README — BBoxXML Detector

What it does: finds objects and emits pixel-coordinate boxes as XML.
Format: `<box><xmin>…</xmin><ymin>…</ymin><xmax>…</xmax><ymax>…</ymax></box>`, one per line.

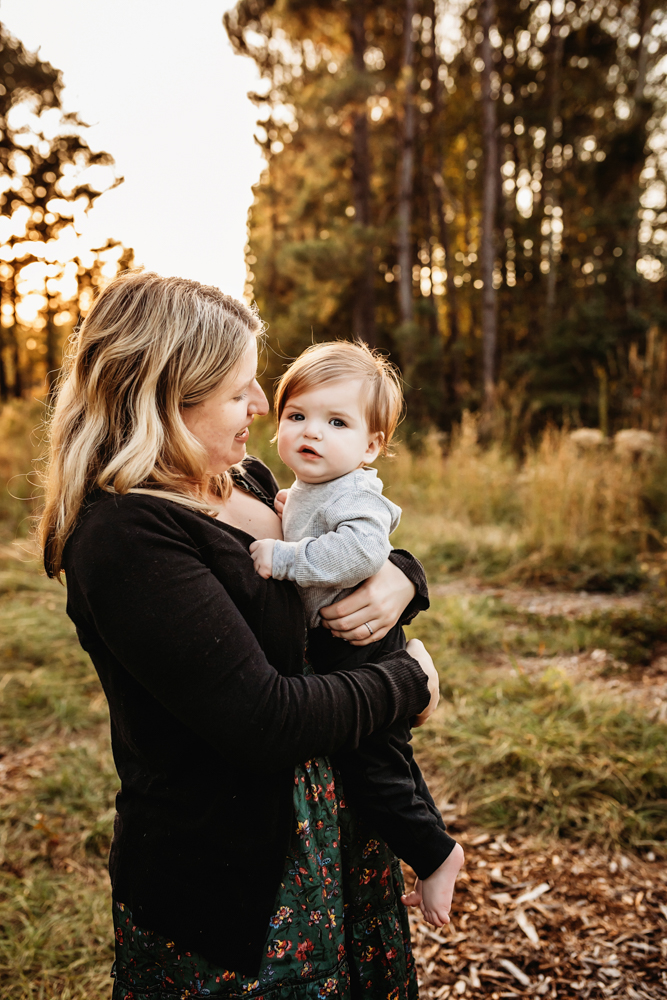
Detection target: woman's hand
<box><xmin>406</xmin><ymin>638</ymin><xmax>440</xmax><ymax>726</ymax></box>
<box><xmin>319</xmin><ymin>559</ymin><xmax>417</xmax><ymax>646</ymax></box>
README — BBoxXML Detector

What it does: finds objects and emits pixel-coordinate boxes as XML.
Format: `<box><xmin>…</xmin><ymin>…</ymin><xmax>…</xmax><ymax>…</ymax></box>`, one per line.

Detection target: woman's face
<box><xmin>181</xmin><ymin>336</ymin><xmax>268</xmax><ymax>474</ymax></box>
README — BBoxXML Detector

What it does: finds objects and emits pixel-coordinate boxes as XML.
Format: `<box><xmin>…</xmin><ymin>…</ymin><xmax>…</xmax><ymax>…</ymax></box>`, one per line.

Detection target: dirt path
<box><xmin>431</xmin><ymin>581</ymin><xmax>667</xmax><ymax>721</ymax></box>
<box><xmin>431</xmin><ymin>582</ymin><xmax>647</xmax><ymax>619</ymax></box>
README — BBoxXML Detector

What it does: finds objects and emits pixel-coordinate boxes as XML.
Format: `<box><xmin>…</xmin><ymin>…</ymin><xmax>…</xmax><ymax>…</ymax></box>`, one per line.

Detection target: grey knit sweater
<box><xmin>271</xmin><ymin>468</ymin><xmax>401</xmax><ymax>627</ymax></box>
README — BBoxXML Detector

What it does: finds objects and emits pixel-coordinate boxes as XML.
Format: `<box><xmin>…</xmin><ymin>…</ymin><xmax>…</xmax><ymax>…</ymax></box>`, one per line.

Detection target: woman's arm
<box><xmin>69</xmin><ymin>496</ymin><xmax>431</xmax><ymax>773</ymax></box>
<box><xmin>319</xmin><ymin>549</ymin><xmax>429</xmax><ymax>646</ymax></box>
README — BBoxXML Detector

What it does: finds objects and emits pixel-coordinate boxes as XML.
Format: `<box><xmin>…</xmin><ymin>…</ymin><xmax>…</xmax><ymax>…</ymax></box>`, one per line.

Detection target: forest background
<box><xmin>1</xmin><ymin>1</ymin><xmax>667</xmax><ymax>998</ymax></box>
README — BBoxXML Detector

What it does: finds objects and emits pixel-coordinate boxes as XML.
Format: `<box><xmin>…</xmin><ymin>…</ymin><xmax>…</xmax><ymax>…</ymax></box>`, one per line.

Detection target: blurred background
<box><xmin>1</xmin><ymin>2</ymin><xmax>667</xmax><ymax>998</ymax></box>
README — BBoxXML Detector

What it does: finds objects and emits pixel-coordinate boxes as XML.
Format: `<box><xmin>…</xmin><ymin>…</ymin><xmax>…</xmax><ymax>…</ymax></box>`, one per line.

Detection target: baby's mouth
<box><xmin>299</xmin><ymin>445</ymin><xmax>321</xmax><ymax>458</ymax></box>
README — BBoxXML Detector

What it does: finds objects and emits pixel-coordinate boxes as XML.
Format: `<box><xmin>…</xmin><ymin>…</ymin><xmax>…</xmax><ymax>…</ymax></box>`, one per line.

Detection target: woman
<box><xmin>40</xmin><ymin>271</ymin><xmax>440</xmax><ymax>999</ymax></box>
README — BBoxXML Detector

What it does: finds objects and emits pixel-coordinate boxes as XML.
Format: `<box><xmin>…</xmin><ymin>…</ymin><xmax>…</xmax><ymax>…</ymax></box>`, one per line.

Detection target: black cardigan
<box><xmin>62</xmin><ymin>457</ymin><xmax>431</xmax><ymax>974</ymax></box>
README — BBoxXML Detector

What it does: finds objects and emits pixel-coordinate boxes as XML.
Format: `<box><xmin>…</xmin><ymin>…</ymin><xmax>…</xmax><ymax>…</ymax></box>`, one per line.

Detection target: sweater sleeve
<box><xmin>71</xmin><ymin>498</ymin><xmax>430</xmax><ymax>773</ymax></box>
<box><xmin>271</xmin><ymin>491</ymin><xmax>394</xmax><ymax>588</ymax></box>
<box><xmin>388</xmin><ymin>548</ymin><xmax>430</xmax><ymax>625</ymax></box>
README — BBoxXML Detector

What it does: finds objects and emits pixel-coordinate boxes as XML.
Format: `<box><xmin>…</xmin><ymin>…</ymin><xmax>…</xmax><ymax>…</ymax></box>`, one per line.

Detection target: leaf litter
<box><xmin>406</xmin><ymin>833</ymin><xmax>667</xmax><ymax>998</ymax></box>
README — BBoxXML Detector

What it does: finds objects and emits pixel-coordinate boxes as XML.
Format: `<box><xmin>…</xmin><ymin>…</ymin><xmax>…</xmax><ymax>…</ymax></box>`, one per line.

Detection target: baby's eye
<box><xmin>288</xmin><ymin>412</ymin><xmax>305</xmax><ymax>421</ymax></box>
<box><xmin>329</xmin><ymin>418</ymin><xmax>347</xmax><ymax>428</ymax></box>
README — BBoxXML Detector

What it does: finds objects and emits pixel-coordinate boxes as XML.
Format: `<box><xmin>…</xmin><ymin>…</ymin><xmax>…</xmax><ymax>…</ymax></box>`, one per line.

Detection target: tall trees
<box><xmin>227</xmin><ymin>0</ymin><xmax>667</xmax><ymax>436</ymax></box>
<box><xmin>0</xmin><ymin>22</ymin><xmax>132</xmax><ymax>399</ymax></box>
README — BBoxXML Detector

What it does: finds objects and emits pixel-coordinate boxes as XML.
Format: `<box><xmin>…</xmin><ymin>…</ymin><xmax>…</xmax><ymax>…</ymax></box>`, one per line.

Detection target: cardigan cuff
<box><xmin>408</xmin><ymin>828</ymin><xmax>458</xmax><ymax>881</ymax></box>
<box><xmin>389</xmin><ymin>549</ymin><xmax>430</xmax><ymax>625</ymax></box>
<box><xmin>373</xmin><ymin>648</ymin><xmax>431</xmax><ymax>723</ymax></box>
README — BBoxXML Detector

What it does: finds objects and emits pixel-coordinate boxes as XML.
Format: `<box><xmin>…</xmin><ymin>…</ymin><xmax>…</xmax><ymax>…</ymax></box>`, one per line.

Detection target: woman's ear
<box><xmin>363</xmin><ymin>433</ymin><xmax>383</xmax><ymax>464</ymax></box>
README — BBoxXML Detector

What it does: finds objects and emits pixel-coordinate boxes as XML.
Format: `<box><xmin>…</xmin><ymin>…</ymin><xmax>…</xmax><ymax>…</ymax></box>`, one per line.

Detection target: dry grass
<box><xmin>0</xmin><ymin>558</ymin><xmax>116</xmax><ymax>998</ymax></box>
<box><xmin>383</xmin><ymin>413</ymin><xmax>667</xmax><ymax>591</ymax></box>
<box><xmin>0</xmin><ymin>400</ymin><xmax>45</xmax><ymax>541</ymax></box>
<box><xmin>2</xmin><ymin>400</ymin><xmax>665</xmax><ymax>593</ymax></box>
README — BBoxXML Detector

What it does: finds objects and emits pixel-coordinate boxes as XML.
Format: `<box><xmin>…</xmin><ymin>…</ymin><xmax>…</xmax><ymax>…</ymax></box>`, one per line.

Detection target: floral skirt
<box><xmin>111</xmin><ymin>757</ymin><xmax>417</xmax><ymax>999</ymax></box>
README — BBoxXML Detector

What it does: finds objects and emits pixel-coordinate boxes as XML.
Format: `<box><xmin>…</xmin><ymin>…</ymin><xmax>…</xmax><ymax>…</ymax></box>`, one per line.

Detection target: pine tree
<box><xmin>226</xmin><ymin>0</ymin><xmax>667</xmax><ymax>437</ymax></box>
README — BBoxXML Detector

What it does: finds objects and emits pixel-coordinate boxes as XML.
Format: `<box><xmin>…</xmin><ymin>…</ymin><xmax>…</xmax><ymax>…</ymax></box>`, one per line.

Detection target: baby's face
<box><xmin>277</xmin><ymin>378</ymin><xmax>381</xmax><ymax>484</ymax></box>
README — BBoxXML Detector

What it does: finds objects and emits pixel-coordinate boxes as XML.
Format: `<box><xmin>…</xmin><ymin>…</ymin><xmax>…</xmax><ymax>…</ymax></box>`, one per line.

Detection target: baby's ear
<box><xmin>364</xmin><ymin>433</ymin><xmax>383</xmax><ymax>463</ymax></box>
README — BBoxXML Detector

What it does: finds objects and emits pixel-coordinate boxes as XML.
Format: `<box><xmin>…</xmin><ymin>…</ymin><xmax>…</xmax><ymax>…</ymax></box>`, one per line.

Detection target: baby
<box><xmin>250</xmin><ymin>341</ymin><xmax>463</xmax><ymax>927</ymax></box>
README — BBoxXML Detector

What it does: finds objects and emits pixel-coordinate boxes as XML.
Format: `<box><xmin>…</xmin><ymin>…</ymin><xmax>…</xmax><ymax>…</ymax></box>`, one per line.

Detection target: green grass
<box><xmin>408</xmin><ymin>594</ymin><xmax>667</xmax><ymax>852</ymax></box>
<box><xmin>0</xmin><ymin>557</ymin><xmax>117</xmax><ymax>999</ymax></box>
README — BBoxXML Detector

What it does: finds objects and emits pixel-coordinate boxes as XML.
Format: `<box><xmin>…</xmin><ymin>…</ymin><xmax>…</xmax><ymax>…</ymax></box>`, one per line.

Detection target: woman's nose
<box><xmin>248</xmin><ymin>380</ymin><xmax>269</xmax><ymax>416</ymax></box>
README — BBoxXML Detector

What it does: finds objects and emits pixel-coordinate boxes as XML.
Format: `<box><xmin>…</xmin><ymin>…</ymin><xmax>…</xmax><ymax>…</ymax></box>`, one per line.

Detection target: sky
<box><xmin>0</xmin><ymin>0</ymin><xmax>264</xmax><ymax>298</ymax></box>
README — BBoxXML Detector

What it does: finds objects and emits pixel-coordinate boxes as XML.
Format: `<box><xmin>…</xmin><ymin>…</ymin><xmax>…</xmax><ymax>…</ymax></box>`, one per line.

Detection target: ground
<box><xmin>0</xmin><ymin>544</ymin><xmax>666</xmax><ymax>999</ymax></box>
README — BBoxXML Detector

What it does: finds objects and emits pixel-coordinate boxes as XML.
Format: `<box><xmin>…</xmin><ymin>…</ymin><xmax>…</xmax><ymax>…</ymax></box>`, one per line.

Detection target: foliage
<box><xmin>226</xmin><ymin>0</ymin><xmax>667</xmax><ymax>436</ymax></box>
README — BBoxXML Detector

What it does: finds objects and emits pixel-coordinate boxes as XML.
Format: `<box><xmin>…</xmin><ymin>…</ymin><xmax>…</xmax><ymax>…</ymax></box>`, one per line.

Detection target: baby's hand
<box><xmin>401</xmin><ymin>843</ymin><xmax>465</xmax><ymax>928</ymax></box>
<box><xmin>249</xmin><ymin>538</ymin><xmax>276</xmax><ymax>579</ymax></box>
<box><xmin>274</xmin><ymin>489</ymin><xmax>289</xmax><ymax>518</ymax></box>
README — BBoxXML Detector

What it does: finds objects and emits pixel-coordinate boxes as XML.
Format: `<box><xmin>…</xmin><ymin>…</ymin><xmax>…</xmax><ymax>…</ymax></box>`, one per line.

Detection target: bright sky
<box><xmin>0</xmin><ymin>0</ymin><xmax>264</xmax><ymax>298</ymax></box>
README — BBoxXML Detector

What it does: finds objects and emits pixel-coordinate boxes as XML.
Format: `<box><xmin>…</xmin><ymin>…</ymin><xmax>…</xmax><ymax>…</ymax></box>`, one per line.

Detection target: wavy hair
<box><xmin>40</xmin><ymin>270</ymin><xmax>263</xmax><ymax>578</ymax></box>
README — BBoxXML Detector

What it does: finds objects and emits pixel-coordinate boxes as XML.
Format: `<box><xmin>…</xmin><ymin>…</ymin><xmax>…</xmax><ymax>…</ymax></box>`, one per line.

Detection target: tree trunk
<box><xmin>5</xmin><ymin>276</ymin><xmax>22</xmax><ymax>398</ymax></box>
<box><xmin>397</xmin><ymin>0</ymin><xmax>417</xmax><ymax>329</ymax></box>
<box><xmin>350</xmin><ymin>0</ymin><xmax>376</xmax><ymax>346</ymax></box>
<box><xmin>625</xmin><ymin>0</ymin><xmax>653</xmax><ymax>314</ymax></box>
<box><xmin>426</xmin><ymin>0</ymin><xmax>460</xmax><ymax>396</ymax></box>
<box><xmin>0</xmin><ymin>291</ymin><xmax>7</xmax><ymax>402</ymax></box>
<box><xmin>480</xmin><ymin>0</ymin><xmax>498</xmax><ymax>414</ymax></box>
<box><xmin>9</xmin><ymin>324</ymin><xmax>21</xmax><ymax>397</ymax></box>
<box><xmin>45</xmin><ymin>307</ymin><xmax>58</xmax><ymax>398</ymax></box>
<box><xmin>544</xmin><ymin>12</ymin><xmax>565</xmax><ymax>326</ymax></box>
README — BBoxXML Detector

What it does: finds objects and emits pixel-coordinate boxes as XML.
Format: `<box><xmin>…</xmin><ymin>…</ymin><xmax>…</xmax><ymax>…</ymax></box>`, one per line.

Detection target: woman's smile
<box><xmin>235</xmin><ymin>422</ymin><xmax>252</xmax><ymax>442</ymax></box>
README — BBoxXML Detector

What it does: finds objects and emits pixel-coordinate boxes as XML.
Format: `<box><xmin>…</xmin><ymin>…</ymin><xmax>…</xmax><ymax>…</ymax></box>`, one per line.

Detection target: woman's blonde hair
<box><xmin>40</xmin><ymin>269</ymin><xmax>263</xmax><ymax>578</ymax></box>
<box><xmin>274</xmin><ymin>341</ymin><xmax>403</xmax><ymax>456</ymax></box>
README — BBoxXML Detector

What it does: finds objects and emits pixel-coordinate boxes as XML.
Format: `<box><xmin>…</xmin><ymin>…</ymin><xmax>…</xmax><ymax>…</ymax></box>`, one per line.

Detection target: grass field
<box><xmin>1</xmin><ymin>401</ymin><xmax>667</xmax><ymax>996</ymax></box>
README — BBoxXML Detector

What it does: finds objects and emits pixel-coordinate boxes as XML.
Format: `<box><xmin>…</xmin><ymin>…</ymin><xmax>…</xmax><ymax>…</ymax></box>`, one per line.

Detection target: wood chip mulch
<box><xmin>405</xmin><ymin>831</ymin><xmax>667</xmax><ymax>999</ymax></box>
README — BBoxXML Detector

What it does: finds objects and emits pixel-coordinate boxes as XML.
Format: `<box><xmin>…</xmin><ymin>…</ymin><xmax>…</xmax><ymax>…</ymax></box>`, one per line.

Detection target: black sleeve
<box><xmin>336</xmin><ymin>724</ymin><xmax>457</xmax><ymax>880</ymax></box>
<box><xmin>308</xmin><ymin>626</ymin><xmax>455</xmax><ymax>878</ymax></box>
<box><xmin>71</xmin><ymin>499</ymin><xmax>430</xmax><ymax>773</ymax></box>
<box><xmin>388</xmin><ymin>548</ymin><xmax>430</xmax><ymax>625</ymax></box>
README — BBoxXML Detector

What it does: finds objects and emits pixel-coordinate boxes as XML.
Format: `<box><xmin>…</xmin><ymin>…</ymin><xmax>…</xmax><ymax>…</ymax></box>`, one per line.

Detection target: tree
<box><xmin>397</xmin><ymin>0</ymin><xmax>417</xmax><ymax>336</ymax></box>
<box><xmin>349</xmin><ymin>0</ymin><xmax>376</xmax><ymax>345</ymax></box>
<box><xmin>479</xmin><ymin>0</ymin><xmax>499</xmax><ymax>415</ymax></box>
<box><xmin>0</xmin><ymin>21</ymin><xmax>133</xmax><ymax>400</ymax></box>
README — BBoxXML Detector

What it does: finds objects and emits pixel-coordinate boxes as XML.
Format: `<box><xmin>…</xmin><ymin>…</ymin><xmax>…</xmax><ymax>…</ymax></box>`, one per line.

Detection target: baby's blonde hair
<box><xmin>274</xmin><ymin>341</ymin><xmax>403</xmax><ymax>456</ymax></box>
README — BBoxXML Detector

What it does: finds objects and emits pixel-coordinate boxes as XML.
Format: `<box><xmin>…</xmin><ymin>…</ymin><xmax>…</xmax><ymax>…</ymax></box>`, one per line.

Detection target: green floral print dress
<box><xmin>111</xmin><ymin>756</ymin><xmax>418</xmax><ymax>1000</ymax></box>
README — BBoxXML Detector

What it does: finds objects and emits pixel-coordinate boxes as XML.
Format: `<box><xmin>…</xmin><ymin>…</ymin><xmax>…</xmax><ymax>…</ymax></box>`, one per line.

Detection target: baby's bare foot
<box><xmin>421</xmin><ymin>843</ymin><xmax>465</xmax><ymax>927</ymax></box>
